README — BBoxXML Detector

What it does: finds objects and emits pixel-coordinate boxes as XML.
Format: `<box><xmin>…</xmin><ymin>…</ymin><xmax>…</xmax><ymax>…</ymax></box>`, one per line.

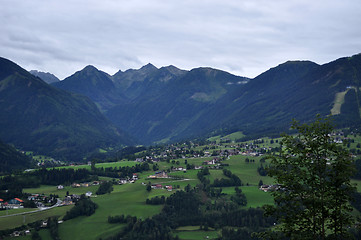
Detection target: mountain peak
<box><xmin>82</xmin><ymin>65</ymin><xmax>99</xmax><ymax>72</ymax></box>
<box><xmin>29</xmin><ymin>70</ymin><xmax>60</xmax><ymax>84</ymax></box>
<box><xmin>140</xmin><ymin>63</ymin><xmax>157</xmax><ymax>71</ymax></box>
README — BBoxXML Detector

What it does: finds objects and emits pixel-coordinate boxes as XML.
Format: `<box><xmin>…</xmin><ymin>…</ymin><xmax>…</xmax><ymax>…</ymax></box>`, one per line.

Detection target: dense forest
<box><xmin>106</xmin><ymin>188</ymin><xmax>273</xmax><ymax>240</ymax></box>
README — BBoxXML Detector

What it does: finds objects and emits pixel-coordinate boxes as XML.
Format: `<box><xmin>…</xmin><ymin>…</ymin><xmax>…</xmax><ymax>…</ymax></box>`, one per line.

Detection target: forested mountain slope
<box><xmin>0</xmin><ymin>57</ymin><xmax>131</xmax><ymax>160</ymax></box>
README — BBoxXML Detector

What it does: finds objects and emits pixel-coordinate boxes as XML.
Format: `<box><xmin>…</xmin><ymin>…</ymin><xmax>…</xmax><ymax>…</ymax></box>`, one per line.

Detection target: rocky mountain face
<box><xmin>29</xmin><ymin>70</ymin><xmax>60</xmax><ymax>84</ymax></box>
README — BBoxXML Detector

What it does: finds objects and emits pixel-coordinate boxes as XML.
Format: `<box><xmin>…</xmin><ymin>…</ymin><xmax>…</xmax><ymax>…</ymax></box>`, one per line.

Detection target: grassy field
<box><xmin>16</xmin><ymin>154</ymin><xmax>276</xmax><ymax>239</ymax></box>
<box><xmin>8</xmin><ymin>138</ymin><xmax>361</xmax><ymax>239</ymax></box>
<box><xmin>222</xmin><ymin>155</ymin><xmax>274</xmax><ymax>186</ymax></box>
<box><xmin>207</xmin><ymin>131</ymin><xmax>245</xmax><ymax>143</ymax></box>
<box><xmin>174</xmin><ymin>226</ymin><xmax>220</xmax><ymax>240</ymax></box>
<box><xmin>0</xmin><ymin>205</ymin><xmax>72</xmax><ymax>231</ymax></box>
<box><xmin>0</xmin><ymin>208</ymin><xmax>35</xmax><ymax>217</ymax></box>
<box><xmin>57</xmin><ymin>160</ymin><xmax>138</xmax><ymax>171</ymax></box>
<box><xmin>58</xmin><ymin>183</ymin><xmax>166</xmax><ymax>240</ymax></box>
<box><xmin>24</xmin><ymin>185</ymin><xmax>100</xmax><ymax>197</ymax></box>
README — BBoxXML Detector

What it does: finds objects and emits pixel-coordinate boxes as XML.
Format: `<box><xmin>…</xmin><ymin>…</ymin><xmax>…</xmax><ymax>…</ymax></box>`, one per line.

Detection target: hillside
<box><xmin>54</xmin><ymin>64</ymin><xmax>249</xmax><ymax>144</ymax></box>
<box><xmin>46</xmin><ymin>53</ymin><xmax>361</xmax><ymax>145</ymax></box>
<box><xmin>52</xmin><ymin>65</ymin><xmax>125</xmax><ymax>111</ymax></box>
<box><xmin>0</xmin><ymin>140</ymin><xmax>32</xmax><ymax>173</ymax></box>
<box><xmin>107</xmin><ymin>54</ymin><xmax>361</xmax><ymax>143</ymax></box>
<box><xmin>218</xmin><ymin>54</ymin><xmax>361</xmax><ymax>136</ymax></box>
<box><xmin>0</xmin><ymin>57</ymin><xmax>131</xmax><ymax>160</ymax></box>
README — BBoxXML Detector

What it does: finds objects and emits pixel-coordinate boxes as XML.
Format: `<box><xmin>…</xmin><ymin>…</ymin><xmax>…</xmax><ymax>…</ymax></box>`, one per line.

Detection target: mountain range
<box><xmin>53</xmin><ymin>54</ymin><xmax>361</xmax><ymax>144</ymax></box>
<box><xmin>0</xmin><ymin>54</ymin><xmax>360</xmax><ymax>160</ymax></box>
<box><xmin>0</xmin><ymin>57</ymin><xmax>131</xmax><ymax>161</ymax></box>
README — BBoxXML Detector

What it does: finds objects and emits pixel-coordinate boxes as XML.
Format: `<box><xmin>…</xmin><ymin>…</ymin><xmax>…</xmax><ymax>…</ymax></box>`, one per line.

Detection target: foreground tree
<box><xmin>264</xmin><ymin>117</ymin><xmax>356</xmax><ymax>239</ymax></box>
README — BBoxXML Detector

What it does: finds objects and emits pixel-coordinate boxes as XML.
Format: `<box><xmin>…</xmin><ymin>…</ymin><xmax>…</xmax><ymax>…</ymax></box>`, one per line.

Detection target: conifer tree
<box><xmin>264</xmin><ymin>116</ymin><xmax>356</xmax><ymax>239</ymax></box>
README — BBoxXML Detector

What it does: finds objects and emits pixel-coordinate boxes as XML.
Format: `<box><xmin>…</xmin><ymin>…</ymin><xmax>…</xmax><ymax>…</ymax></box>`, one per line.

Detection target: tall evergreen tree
<box><xmin>263</xmin><ymin>116</ymin><xmax>356</xmax><ymax>239</ymax></box>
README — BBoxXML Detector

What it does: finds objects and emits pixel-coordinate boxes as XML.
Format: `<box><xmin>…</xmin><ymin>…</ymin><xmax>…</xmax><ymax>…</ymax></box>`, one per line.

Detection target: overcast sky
<box><xmin>1</xmin><ymin>0</ymin><xmax>361</xmax><ymax>80</ymax></box>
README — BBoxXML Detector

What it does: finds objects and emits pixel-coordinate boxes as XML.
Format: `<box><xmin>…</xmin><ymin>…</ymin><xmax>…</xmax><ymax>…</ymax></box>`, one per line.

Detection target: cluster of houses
<box><xmin>150</xmin><ymin>184</ymin><xmax>173</xmax><ymax>191</ymax></box>
<box><xmin>119</xmin><ymin>173</ymin><xmax>139</xmax><ymax>184</ymax></box>
<box><xmin>203</xmin><ymin>157</ymin><xmax>220</xmax><ymax>165</ymax></box>
<box><xmin>10</xmin><ymin>230</ymin><xmax>31</xmax><ymax>237</ymax></box>
<box><xmin>69</xmin><ymin>180</ymin><xmax>100</xmax><ymax>189</ymax></box>
<box><xmin>57</xmin><ymin>181</ymin><xmax>100</xmax><ymax>190</ymax></box>
<box><xmin>259</xmin><ymin>184</ymin><xmax>282</xmax><ymax>192</ymax></box>
<box><xmin>0</xmin><ymin>197</ymin><xmax>24</xmax><ymax>209</ymax></box>
<box><xmin>62</xmin><ymin>194</ymin><xmax>83</xmax><ymax>205</ymax></box>
<box><xmin>148</xmin><ymin>171</ymin><xmax>169</xmax><ymax>179</ymax></box>
<box><xmin>27</xmin><ymin>194</ymin><xmax>57</xmax><ymax>208</ymax></box>
<box><xmin>131</xmin><ymin>139</ymin><xmax>273</xmax><ymax>165</ymax></box>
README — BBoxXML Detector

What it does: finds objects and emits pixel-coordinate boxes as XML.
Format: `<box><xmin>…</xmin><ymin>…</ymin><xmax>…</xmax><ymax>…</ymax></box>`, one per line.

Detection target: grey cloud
<box><xmin>0</xmin><ymin>0</ymin><xmax>361</xmax><ymax>79</ymax></box>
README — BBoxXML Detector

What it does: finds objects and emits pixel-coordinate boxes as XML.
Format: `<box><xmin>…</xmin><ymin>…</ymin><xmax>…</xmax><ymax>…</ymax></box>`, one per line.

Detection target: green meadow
<box><xmin>223</xmin><ymin>155</ymin><xmax>274</xmax><ymax>186</ymax></box>
<box><xmin>0</xmin><ymin>205</ymin><xmax>72</xmax><ymax>231</ymax></box>
<box><xmin>174</xmin><ymin>227</ymin><xmax>220</xmax><ymax>240</ymax></box>
<box><xmin>2</xmin><ymin>154</ymin><xmax>279</xmax><ymax>238</ymax></box>
<box><xmin>4</xmin><ymin>138</ymin><xmax>361</xmax><ymax>240</ymax></box>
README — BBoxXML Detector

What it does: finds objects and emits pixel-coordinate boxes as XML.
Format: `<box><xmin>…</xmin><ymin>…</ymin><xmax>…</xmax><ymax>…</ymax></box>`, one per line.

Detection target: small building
<box><xmin>57</xmin><ymin>185</ymin><xmax>64</xmax><ymax>190</ymax></box>
<box><xmin>85</xmin><ymin>191</ymin><xmax>92</xmax><ymax>197</ymax></box>
<box><xmin>259</xmin><ymin>184</ymin><xmax>270</xmax><ymax>192</ymax></box>
<box><xmin>119</xmin><ymin>179</ymin><xmax>128</xmax><ymax>184</ymax></box>
<box><xmin>12</xmin><ymin>231</ymin><xmax>21</xmax><ymax>237</ymax></box>
<box><xmin>151</xmin><ymin>184</ymin><xmax>162</xmax><ymax>189</ymax></box>
<box><xmin>71</xmin><ymin>183</ymin><xmax>81</xmax><ymax>188</ymax></box>
<box><xmin>8</xmin><ymin>198</ymin><xmax>24</xmax><ymax>207</ymax></box>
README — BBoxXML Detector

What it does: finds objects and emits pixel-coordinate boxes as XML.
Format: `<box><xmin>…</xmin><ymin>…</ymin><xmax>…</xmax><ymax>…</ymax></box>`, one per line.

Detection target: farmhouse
<box><xmin>259</xmin><ymin>184</ymin><xmax>282</xmax><ymax>192</ymax></box>
<box><xmin>119</xmin><ymin>179</ymin><xmax>128</xmax><ymax>184</ymax></box>
<box><xmin>204</xmin><ymin>158</ymin><xmax>220</xmax><ymax>165</ymax></box>
<box><xmin>259</xmin><ymin>184</ymin><xmax>270</xmax><ymax>192</ymax></box>
<box><xmin>174</xmin><ymin>167</ymin><xmax>186</xmax><ymax>171</ymax></box>
<box><xmin>71</xmin><ymin>183</ymin><xmax>81</xmax><ymax>188</ymax></box>
<box><xmin>151</xmin><ymin>184</ymin><xmax>163</xmax><ymax>189</ymax></box>
<box><xmin>148</xmin><ymin>171</ymin><xmax>168</xmax><ymax>179</ymax></box>
<box><xmin>6</xmin><ymin>198</ymin><xmax>24</xmax><ymax>209</ymax></box>
<box><xmin>11</xmin><ymin>231</ymin><xmax>21</xmax><ymax>237</ymax></box>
